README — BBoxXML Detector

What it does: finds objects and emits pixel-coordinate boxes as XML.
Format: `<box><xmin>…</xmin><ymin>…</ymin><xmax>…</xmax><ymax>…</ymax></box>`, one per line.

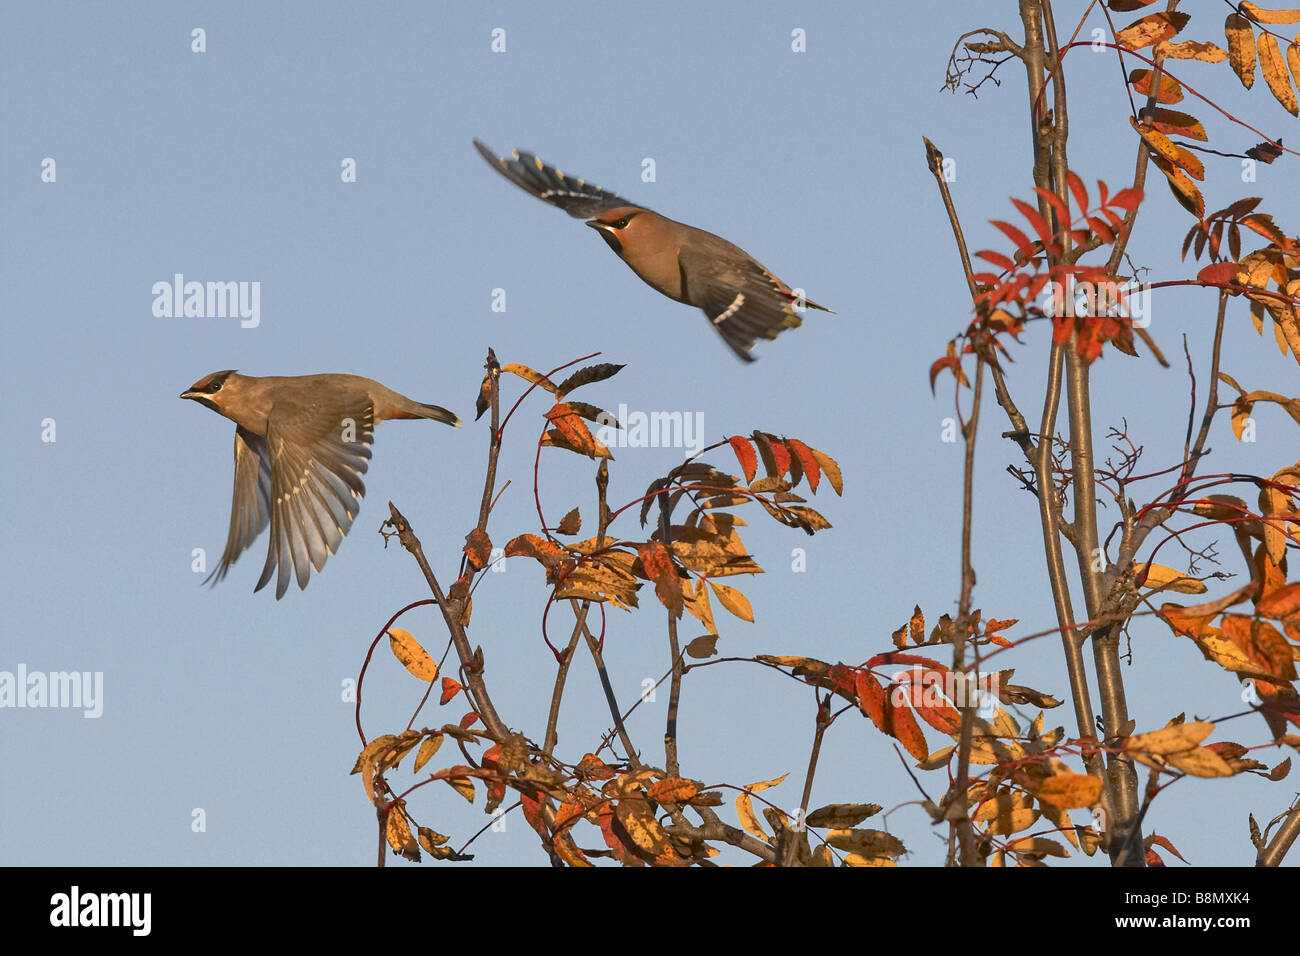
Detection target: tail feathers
<box><xmin>416</xmin><ymin>403</ymin><xmax>461</xmax><ymax>427</ymax></box>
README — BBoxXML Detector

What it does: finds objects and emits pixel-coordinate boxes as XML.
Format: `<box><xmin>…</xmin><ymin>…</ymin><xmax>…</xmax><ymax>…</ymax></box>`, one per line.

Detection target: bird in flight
<box><xmin>473</xmin><ymin>140</ymin><xmax>832</xmax><ymax>362</ymax></box>
<box><xmin>181</xmin><ymin>370</ymin><xmax>460</xmax><ymax>598</ymax></box>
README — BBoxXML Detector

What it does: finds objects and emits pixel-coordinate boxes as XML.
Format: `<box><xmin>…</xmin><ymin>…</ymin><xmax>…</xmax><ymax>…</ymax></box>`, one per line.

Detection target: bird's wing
<box><xmin>206</xmin><ymin>426</ymin><xmax>273</xmax><ymax>586</ymax></box>
<box><xmin>255</xmin><ymin>397</ymin><xmax>375</xmax><ymax>599</ymax></box>
<box><xmin>473</xmin><ymin>140</ymin><xmax>644</xmax><ymax>218</ymax></box>
<box><xmin>676</xmin><ymin>243</ymin><xmax>811</xmax><ymax>363</ymax></box>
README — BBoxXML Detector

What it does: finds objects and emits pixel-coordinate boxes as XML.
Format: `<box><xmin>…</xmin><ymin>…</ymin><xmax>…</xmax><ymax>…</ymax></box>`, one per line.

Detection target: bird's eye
<box><xmin>613</xmin><ymin>216</ymin><xmax>631</xmax><ymax>229</ymax></box>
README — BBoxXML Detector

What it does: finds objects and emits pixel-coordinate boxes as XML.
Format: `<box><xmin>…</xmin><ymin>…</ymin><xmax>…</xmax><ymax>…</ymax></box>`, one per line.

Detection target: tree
<box><xmin>353</xmin><ymin>2</ymin><xmax>1300</xmax><ymax>867</ymax></box>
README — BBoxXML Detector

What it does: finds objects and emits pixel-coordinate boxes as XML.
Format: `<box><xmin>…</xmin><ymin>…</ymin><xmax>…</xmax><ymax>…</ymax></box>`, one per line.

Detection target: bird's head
<box><xmin>585</xmin><ymin>206</ymin><xmax>650</xmax><ymax>255</ymax></box>
<box><xmin>180</xmin><ymin>370</ymin><xmax>239</xmax><ymax>414</ymax></box>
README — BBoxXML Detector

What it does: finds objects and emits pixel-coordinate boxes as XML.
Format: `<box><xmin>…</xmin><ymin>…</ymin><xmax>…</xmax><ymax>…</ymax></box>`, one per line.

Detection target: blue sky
<box><xmin>3</xmin><ymin>1</ymin><xmax>1296</xmax><ymax>866</ymax></box>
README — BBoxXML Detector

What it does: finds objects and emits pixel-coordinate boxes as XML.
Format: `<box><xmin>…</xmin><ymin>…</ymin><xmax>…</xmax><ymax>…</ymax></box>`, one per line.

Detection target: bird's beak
<box><xmin>586</xmin><ymin>219</ymin><xmax>622</xmax><ymax>253</ymax></box>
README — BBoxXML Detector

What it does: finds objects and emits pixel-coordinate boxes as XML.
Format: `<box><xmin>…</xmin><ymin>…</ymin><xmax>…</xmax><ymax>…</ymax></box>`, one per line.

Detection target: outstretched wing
<box><xmin>256</xmin><ymin>397</ymin><xmax>375</xmax><ymax>599</ymax></box>
<box><xmin>677</xmin><ymin>242</ymin><xmax>828</xmax><ymax>363</ymax></box>
<box><xmin>473</xmin><ymin>139</ymin><xmax>644</xmax><ymax>218</ymax></box>
<box><xmin>206</xmin><ymin>426</ymin><xmax>273</xmax><ymax>586</ymax></box>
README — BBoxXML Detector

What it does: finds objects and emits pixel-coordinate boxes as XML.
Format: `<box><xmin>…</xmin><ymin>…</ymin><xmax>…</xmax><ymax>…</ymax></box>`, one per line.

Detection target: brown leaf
<box><xmin>685</xmin><ymin>634</ymin><xmax>719</xmax><ymax>659</ymax></box>
<box><xmin>555</xmin><ymin>362</ymin><xmax>625</xmax><ymax>398</ymax></box>
<box><xmin>804</xmin><ymin>803</ymin><xmax>883</xmax><ymax>828</ymax></box>
<box><xmin>556</xmin><ymin>507</ymin><xmax>581</xmax><ymax>536</ymax></box>
<box><xmin>463</xmin><ymin>528</ymin><xmax>492</xmax><ymax>571</ymax></box>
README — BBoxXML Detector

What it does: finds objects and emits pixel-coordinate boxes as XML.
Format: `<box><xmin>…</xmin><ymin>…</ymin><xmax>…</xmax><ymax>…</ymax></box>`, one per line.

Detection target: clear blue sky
<box><xmin>3</xmin><ymin>0</ymin><xmax>1295</xmax><ymax>866</ymax></box>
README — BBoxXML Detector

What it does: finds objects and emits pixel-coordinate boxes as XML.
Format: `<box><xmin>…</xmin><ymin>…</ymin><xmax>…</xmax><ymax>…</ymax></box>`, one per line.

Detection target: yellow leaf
<box><xmin>981</xmin><ymin>806</ymin><xmax>1040</xmax><ymax>836</ymax></box>
<box><xmin>387</xmin><ymin>628</ymin><xmax>438</xmax><ymax>682</ymax></box>
<box><xmin>1136</xmin><ymin>562</ymin><xmax>1208</xmax><ymax>594</ymax></box>
<box><xmin>445</xmin><ymin>773</ymin><xmax>476</xmax><ymax>803</ymax></box>
<box><xmin>500</xmin><ymin>362</ymin><xmax>558</xmax><ymax>393</ymax></box>
<box><xmin>1153</xmin><ymin>40</ymin><xmax>1228</xmax><ymax>63</ymax></box>
<box><xmin>708</xmin><ymin>580</ymin><xmax>754</xmax><ymax>622</ymax></box>
<box><xmin>1241</xmin><ymin>3</ymin><xmax>1300</xmax><ymax>24</ymax></box>
<box><xmin>1289</xmin><ymin>34</ymin><xmax>1300</xmax><ymax>94</ymax></box>
<box><xmin>1035</xmin><ymin>772</ymin><xmax>1104</xmax><ymax>809</ymax></box>
<box><xmin>1124</xmin><ymin>720</ymin><xmax>1214</xmax><ymax>755</ymax></box>
<box><xmin>1226</xmin><ymin>13</ymin><xmax>1257</xmax><ymax>88</ymax></box>
<box><xmin>1258</xmin><ymin>32</ymin><xmax>1299</xmax><ymax>114</ymax></box>
<box><xmin>744</xmin><ymin>772</ymin><xmax>789</xmax><ymax>792</ymax></box>
<box><xmin>385</xmin><ymin>810</ymin><xmax>418</xmax><ymax>859</ymax></box>
<box><xmin>413</xmin><ymin>732</ymin><xmax>444</xmax><ymax>773</ymax></box>
<box><xmin>1165</xmin><ymin>746</ymin><xmax>1236</xmax><ymax>777</ymax></box>
<box><xmin>735</xmin><ymin>791</ymin><xmax>770</xmax><ymax>843</ymax></box>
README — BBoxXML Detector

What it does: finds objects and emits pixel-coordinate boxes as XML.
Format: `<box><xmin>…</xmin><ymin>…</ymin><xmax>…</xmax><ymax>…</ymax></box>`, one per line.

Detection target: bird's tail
<box><xmin>414</xmin><ymin>403</ymin><xmax>461</xmax><ymax>427</ymax></box>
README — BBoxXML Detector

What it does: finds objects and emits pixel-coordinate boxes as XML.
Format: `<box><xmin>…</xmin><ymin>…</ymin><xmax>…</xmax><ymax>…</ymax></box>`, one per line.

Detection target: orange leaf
<box><xmin>785</xmin><ymin>438</ymin><xmax>822</xmax><ymax>492</ymax></box>
<box><xmin>463</xmin><ymin>528</ymin><xmax>492</xmax><ymax>571</ymax></box>
<box><xmin>639</xmin><ymin>541</ymin><xmax>683</xmax><ymax>618</ymax></box>
<box><xmin>439</xmin><ymin>677</ymin><xmax>462</xmax><ymax>705</ymax></box>
<box><xmin>728</xmin><ymin>435</ymin><xmax>757</xmax><ymax>483</ymax></box>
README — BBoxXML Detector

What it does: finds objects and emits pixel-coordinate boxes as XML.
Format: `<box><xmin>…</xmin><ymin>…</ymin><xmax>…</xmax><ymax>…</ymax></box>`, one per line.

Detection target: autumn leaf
<box><xmin>387</xmin><ymin>628</ymin><xmax>438</xmax><ymax>682</ymax></box>
<box><xmin>463</xmin><ymin>528</ymin><xmax>492</xmax><ymax>571</ymax></box>
<box><xmin>501</xmin><ymin>362</ymin><xmax>558</xmax><ymax>393</ymax></box>
<box><xmin>1226</xmin><ymin>13</ymin><xmax>1257</xmax><ymax>88</ymax></box>
<box><xmin>1115</xmin><ymin>11</ymin><xmax>1189</xmax><ymax>51</ymax></box>
<box><xmin>804</xmin><ymin>803</ymin><xmax>882</xmax><ymax>828</ymax></box>
<box><xmin>413</xmin><ymin>732</ymin><xmax>444</xmax><ymax>773</ymax></box>
<box><xmin>728</xmin><ymin>435</ymin><xmax>758</xmax><ymax>483</ymax></box>
<box><xmin>1129</xmin><ymin>68</ymin><xmax>1184</xmax><ymax>102</ymax></box>
<box><xmin>1033</xmin><ymin>772</ymin><xmax>1103</xmax><ymax>809</ymax></box>
<box><xmin>685</xmin><ymin>634</ymin><xmax>719</xmax><ymax>658</ymax></box>
<box><xmin>708</xmin><ymin>579</ymin><xmax>754</xmax><ymax>622</ymax></box>
<box><xmin>1136</xmin><ymin>562</ymin><xmax>1208</xmax><ymax>594</ymax></box>
<box><xmin>556</xmin><ymin>507</ymin><xmax>581</xmax><ymax>536</ymax></box>
<box><xmin>855</xmin><ymin>671</ymin><xmax>929</xmax><ymax>760</ymax></box>
<box><xmin>543</xmin><ymin>402</ymin><xmax>611</xmax><ymax>459</ymax></box>
<box><xmin>1258</xmin><ymin>32</ymin><xmax>1299</xmax><ymax>114</ymax></box>
<box><xmin>638</xmin><ymin>541</ymin><xmax>684</xmax><ymax>618</ymax></box>
<box><xmin>555</xmin><ymin>362</ymin><xmax>624</xmax><ymax>398</ymax></box>
<box><xmin>439</xmin><ymin>676</ymin><xmax>462</xmax><ymax>705</ymax></box>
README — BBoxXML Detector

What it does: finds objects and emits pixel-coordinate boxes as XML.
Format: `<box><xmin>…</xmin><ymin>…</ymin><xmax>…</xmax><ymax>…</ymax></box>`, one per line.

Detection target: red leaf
<box><xmin>729</xmin><ymin>435</ymin><xmax>757</xmax><ymax>483</ymax></box>
<box><xmin>990</xmin><ymin>220</ymin><xmax>1035</xmax><ymax>258</ymax></box>
<box><xmin>439</xmin><ymin>677</ymin><xmax>462</xmax><ymax>705</ymax></box>
<box><xmin>1109</xmin><ymin>187</ymin><xmax>1144</xmax><ymax>212</ymax></box>
<box><xmin>1197</xmin><ymin>262</ymin><xmax>1241</xmax><ymax>284</ymax></box>
<box><xmin>977</xmin><ymin>249</ymin><xmax>1017</xmax><ymax>272</ymax></box>
<box><xmin>785</xmin><ymin>438</ymin><xmax>822</xmax><ymax>493</ymax></box>
<box><xmin>1066</xmin><ymin>170</ymin><xmax>1089</xmax><ymax>217</ymax></box>
<box><xmin>1010</xmin><ymin>197</ymin><xmax>1054</xmax><ymax>246</ymax></box>
<box><xmin>1032</xmin><ymin>187</ymin><xmax>1072</xmax><ymax>230</ymax></box>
